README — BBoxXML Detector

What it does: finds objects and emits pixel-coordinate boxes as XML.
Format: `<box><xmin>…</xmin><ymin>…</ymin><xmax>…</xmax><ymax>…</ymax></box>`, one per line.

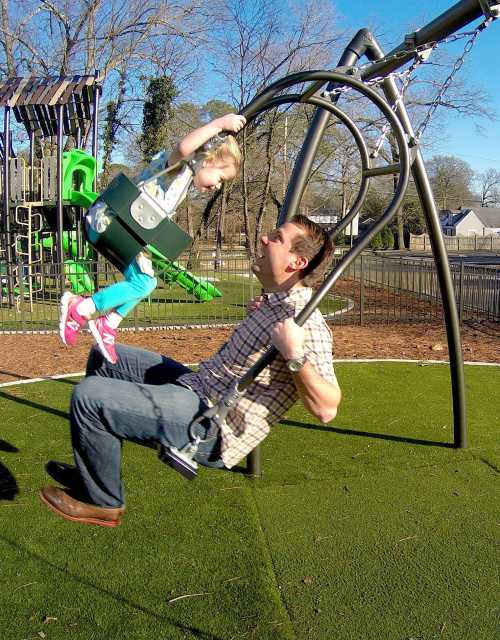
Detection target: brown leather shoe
<box><xmin>39</xmin><ymin>486</ymin><xmax>124</xmax><ymax>528</ymax></box>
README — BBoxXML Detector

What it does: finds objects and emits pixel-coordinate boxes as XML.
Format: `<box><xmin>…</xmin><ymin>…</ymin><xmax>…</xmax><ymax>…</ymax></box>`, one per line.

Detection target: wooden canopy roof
<box><xmin>0</xmin><ymin>74</ymin><xmax>99</xmax><ymax>138</ymax></box>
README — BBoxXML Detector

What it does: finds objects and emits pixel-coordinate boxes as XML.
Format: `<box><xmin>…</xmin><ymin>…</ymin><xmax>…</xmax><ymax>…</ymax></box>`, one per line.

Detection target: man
<box><xmin>40</xmin><ymin>214</ymin><xmax>341</xmax><ymax>527</ymax></box>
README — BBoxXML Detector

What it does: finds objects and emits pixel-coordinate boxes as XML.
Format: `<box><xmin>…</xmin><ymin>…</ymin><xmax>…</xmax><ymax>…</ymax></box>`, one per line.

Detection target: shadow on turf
<box><xmin>46</xmin><ymin>377</ymin><xmax>79</xmax><ymax>386</ymax></box>
<box><xmin>0</xmin><ymin>439</ymin><xmax>19</xmax><ymax>501</ymax></box>
<box><xmin>0</xmin><ymin>369</ymin><xmax>35</xmax><ymax>381</ymax></box>
<box><xmin>0</xmin><ymin>534</ymin><xmax>225</xmax><ymax>639</ymax></box>
<box><xmin>279</xmin><ymin>418</ymin><xmax>454</xmax><ymax>448</ymax></box>
<box><xmin>0</xmin><ymin>390</ymin><xmax>69</xmax><ymax>420</ymax></box>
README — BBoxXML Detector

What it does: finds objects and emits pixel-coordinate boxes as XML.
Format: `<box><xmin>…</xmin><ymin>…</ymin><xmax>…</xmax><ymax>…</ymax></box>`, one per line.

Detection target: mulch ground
<box><xmin>0</xmin><ymin>321</ymin><xmax>498</xmax><ymax>384</ymax></box>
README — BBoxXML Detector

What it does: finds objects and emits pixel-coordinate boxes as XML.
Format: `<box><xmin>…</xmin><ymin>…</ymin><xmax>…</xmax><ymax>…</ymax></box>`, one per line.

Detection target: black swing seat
<box><xmin>86</xmin><ymin>172</ymin><xmax>192</xmax><ymax>272</ymax></box>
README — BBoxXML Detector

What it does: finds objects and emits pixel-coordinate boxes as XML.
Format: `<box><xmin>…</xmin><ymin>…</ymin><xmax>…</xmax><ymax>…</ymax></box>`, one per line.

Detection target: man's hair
<box><xmin>206</xmin><ymin>135</ymin><xmax>241</xmax><ymax>172</ymax></box>
<box><xmin>289</xmin><ymin>214</ymin><xmax>335</xmax><ymax>287</ymax></box>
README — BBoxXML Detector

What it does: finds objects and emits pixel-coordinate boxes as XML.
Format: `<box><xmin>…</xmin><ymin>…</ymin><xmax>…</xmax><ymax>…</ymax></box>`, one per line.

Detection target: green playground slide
<box><xmin>38</xmin><ymin>151</ymin><xmax>222</xmax><ymax>302</ymax></box>
<box><xmin>62</xmin><ymin>149</ymin><xmax>99</xmax><ymax>207</ymax></box>
<box><xmin>39</xmin><ymin>231</ymin><xmax>95</xmax><ymax>295</ymax></box>
<box><xmin>148</xmin><ymin>245</ymin><xmax>222</xmax><ymax>302</ymax></box>
<box><xmin>68</xmin><ymin>190</ymin><xmax>99</xmax><ymax>208</ymax></box>
<box><xmin>63</xmin><ymin>259</ymin><xmax>94</xmax><ymax>295</ymax></box>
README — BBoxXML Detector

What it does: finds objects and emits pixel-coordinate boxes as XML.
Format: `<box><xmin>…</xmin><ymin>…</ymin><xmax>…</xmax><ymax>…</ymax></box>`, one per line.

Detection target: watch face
<box><xmin>287</xmin><ymin>356</ymin><xmax>306</xmax><ymax>372</ymax></box>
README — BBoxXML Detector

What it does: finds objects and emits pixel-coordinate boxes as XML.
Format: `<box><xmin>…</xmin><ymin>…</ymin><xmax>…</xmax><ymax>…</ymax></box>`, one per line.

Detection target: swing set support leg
<box><xmin>364</xmin><ymin>39</ymin><xmax>467</xmax><ymax>448</ymax></box>
<box><xmin>381</xmin><ymin>81</ymin><xmax>467</xmax><ymax>447</ymax></box>
<box><xmin>245</xmin><ymin>1</ymin><xmax>488</xmax><ymax>475</ymax></box>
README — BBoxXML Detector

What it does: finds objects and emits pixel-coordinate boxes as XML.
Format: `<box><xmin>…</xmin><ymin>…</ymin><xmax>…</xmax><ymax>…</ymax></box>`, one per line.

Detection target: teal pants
<box><xmin>92</xmin><ymin>259</ymin><xmax>157</xmax><ymax>318</ymax></box>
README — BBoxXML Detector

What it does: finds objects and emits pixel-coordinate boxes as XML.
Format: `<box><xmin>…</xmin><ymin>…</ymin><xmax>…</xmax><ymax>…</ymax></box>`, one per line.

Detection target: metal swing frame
<box><xmin>161</xmin><ymin>0</ymin><xmax>498</xmax><ymax>480</ymax></box>
<box><xmin>162</xmin><ymin>72</ymin><xmax>412</xmax><ymax>479</ymax></box>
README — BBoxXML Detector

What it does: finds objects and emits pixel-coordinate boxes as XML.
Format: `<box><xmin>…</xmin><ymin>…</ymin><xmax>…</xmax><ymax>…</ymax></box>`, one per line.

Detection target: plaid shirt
<box><xmin>178</xmin><ymin>287</ymin><xmax>337</xmax><ymax>468</ymax></box>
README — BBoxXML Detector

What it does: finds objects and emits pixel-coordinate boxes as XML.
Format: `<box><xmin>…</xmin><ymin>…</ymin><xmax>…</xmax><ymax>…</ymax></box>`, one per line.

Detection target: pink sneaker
<box><xmin>59</xmin><ymin>292</ymin><xmax>87</xmax><ymax>346</ymax></box>
<box><xmin>88</xmin><ymin>316</ymin><xmax>118</xmax><ymax>364</ymax></box>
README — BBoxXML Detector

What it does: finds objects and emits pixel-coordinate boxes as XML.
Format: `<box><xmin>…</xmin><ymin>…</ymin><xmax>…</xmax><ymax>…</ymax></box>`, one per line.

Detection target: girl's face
<box><xmin>193</xmin><ymin>158</ymin><xmax>236</xmax><ymax>192</ymax></box>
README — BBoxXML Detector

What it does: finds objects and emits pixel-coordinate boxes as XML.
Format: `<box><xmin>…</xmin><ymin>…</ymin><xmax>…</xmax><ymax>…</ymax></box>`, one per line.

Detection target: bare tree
<box><xmin>206</xmin><ymin>0</ymin><xmax>341</xmax><ymax>254</ymax></box>
<box><xmin>427</xmin><ymin>155</ymin><xmax>475</xmax><ymax>210</ymax></box>
<box><xmin>0</xmin><ymin>0</ymin><xmax>213</xmax><ymax>155</ymax></box>
<box><xmin>476</xmin><ymin>168</ymin><xmax>500</xmax><ymax>207</ymax></box>
<box><xmin>0</xmin><ymin>0</ymin><xmax>16</xmax><ymax>76</ymax></box>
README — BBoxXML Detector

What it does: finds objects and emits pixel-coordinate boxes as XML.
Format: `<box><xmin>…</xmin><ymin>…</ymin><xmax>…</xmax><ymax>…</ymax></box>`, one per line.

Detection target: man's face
<box><xmin>252</xmin><ymin>222</ymin><xmax>306</xmax><ymax>289</ymax></box>
<box><xmin>193</xmin><ymin>159</ymin><xmax>236</xmax><ymax>192</ymax></box>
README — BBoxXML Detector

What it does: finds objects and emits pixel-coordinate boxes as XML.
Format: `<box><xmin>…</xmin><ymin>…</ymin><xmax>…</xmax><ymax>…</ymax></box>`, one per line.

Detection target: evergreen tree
<box><xmin>381</xmin><ymin>226</ymin><xmax>394</xmax><ymax>250</ymax></box>
<box><xmin>139</xmin><ymin>76</ymin><xmax>177</xmax><ymax>163</ymax></box>
<box><xmin>370</xmin><ymin>232</ymin><xmax>383</xmax><ymax>250</ymax></box>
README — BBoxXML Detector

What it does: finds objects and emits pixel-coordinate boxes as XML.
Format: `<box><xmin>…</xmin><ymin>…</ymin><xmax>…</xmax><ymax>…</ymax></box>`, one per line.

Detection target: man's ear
<box><xmin>290</xmin><ymin>254</ymin><xmax>309</xmax><ymax>271</ymax></box>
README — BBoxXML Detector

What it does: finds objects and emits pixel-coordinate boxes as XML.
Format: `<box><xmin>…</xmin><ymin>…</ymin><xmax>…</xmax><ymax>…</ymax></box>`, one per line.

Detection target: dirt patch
<box><xmin>0</xmin><ymin>321</ymin><xmax>498</xmax><ymax>384</ymax></box>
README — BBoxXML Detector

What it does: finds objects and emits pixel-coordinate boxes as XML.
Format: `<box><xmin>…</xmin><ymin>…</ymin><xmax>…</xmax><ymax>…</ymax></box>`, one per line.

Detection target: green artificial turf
<box><xmin>0</xmin><ymin>274</ymin><xmax>345</xmax><ymax>330</ymax></box>
<box><xmin>0</xmin><ymin>362</ymin><xmax>498</xmax><ymax>639</ymax></box>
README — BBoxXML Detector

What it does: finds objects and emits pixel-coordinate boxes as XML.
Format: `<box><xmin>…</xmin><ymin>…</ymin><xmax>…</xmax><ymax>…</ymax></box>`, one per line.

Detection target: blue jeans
<box><xmin>91</xmin><ymin>259</ymin><xmax>157</xmax><ymax>318</ymax></box>
<box><xmin>70</xmin><ymin>344</ymin><xmax>223</xmax><ymax>508</ymax></box>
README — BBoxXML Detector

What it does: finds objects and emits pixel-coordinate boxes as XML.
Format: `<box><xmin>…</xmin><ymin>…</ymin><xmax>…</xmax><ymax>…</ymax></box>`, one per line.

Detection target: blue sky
<box><xmin>333</xmin><ymin>0</ymin><xmax>500</xmax><ymax>174</ymax></box>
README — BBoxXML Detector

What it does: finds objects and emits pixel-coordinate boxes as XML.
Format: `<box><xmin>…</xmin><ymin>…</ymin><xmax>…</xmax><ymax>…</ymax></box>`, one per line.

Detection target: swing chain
<box><xmin>323</xmin><ymin>18</ymin><xmax>493</xmax><ymax>104</ymax></box>
<box><xmin>413</xmin><ymin>17</ymin><xmax>493</xmax><ymax>140</ymax></box>
<box><xmin>322</xmin><ymin>17</ymin><xmax>493</xmax><ymax>154</ymax></box>
<box><xmin>360</xmin><ymin>20</ymin><xmax>494</xmax><ymax>78</ymax></box>
<box><xmin>370</xmin><ymin>49</ymin><xmax>431</xmax><ymax>158</ymax></box>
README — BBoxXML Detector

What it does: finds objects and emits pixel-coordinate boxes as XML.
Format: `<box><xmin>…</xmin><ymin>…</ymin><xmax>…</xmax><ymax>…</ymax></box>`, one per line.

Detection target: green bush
<box><xmin>370</xmin><ymin>231</ymin><xmax>383</xmax><ymax>250</ymax></box>
<box><xmin>381</xmin><ymin>226</ymin><xmax>395</xmax><ymax>249</ymax></box>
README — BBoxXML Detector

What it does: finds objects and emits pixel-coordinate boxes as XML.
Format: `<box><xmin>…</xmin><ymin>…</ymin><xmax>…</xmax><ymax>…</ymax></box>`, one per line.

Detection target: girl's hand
<box><xmin>215</xmin><ymin>114</ymin><xmax>246</xmax><ymax>134</ymax></box>
<box><xmin>246</xmin><ymin>295</ymin><xmax>264</xmax><ymax>315</ymax></box>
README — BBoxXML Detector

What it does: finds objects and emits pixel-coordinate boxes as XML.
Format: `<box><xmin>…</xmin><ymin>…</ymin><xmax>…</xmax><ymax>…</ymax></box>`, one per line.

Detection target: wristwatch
<box><xmin>286</xmin><ymin>354</ymin><xmax>307</xmax><ymax>373</ymax></box>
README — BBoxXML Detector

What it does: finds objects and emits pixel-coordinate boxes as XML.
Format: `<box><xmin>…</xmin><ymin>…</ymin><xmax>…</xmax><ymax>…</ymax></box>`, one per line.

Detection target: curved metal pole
<box><xmin>363</xmin><ymin>36</ymin><xmax>467</xmax><ymax>448</ymax></box>
<box><xmin>280</xmin><ymin>30</ymin><xmax>376</xmax><ymax>225</ymax></box>
<box><xmin>241</xmin><ymin>41</ymin><xmax>403</xmax><ymax>476</ymax></box>
<box><xmin>237</xmin><ymin>79</ymin><xmax>411</xmax><ymax>388</ymax></box>
<box><xmin>240</xmin><ymin>66</ymin><xmax>412</xmax><ymax>476</ymax></box>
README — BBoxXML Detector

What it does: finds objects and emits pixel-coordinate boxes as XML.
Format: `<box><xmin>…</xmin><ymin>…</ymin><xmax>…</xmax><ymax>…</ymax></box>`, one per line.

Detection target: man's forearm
<box><xmin>292</xmin><ymin>362</ymin><xmax>341</xmax><ymax>424</ymax></box>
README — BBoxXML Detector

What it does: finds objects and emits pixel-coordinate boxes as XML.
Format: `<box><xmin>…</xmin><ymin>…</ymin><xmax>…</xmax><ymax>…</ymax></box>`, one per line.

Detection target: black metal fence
<box><xmin>336</xmin><ymin>253</ymin><xmax>499</xmax><ymax>325</ymax></box>
<box><xmin>0</xmin><ymin>250</ymin><xmax>498</xmax><ymax>332</ymax></box>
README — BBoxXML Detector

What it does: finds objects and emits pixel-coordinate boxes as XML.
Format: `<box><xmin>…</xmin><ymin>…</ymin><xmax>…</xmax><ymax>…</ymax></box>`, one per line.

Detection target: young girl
<box><xmin>59</xmin><ymin>113</ymin><xmax>245</xmax><ymax>364</ymax></box>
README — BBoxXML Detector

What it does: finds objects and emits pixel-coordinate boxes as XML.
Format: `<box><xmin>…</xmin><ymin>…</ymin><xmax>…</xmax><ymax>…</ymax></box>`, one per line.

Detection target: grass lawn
<box><xmin>0</xmin><ymin>362</ymin><xmax>498</xmax><ymax>639</ymax></box>
<box><xmin>0</xmin><ymin>274</ymin><xmax>346</xmax><ymax>330</ymax></box>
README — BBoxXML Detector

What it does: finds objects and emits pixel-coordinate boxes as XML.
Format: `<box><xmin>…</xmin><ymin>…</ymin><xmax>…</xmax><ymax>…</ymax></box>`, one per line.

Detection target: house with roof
<box><xmin>307</xmin><ymin>207</ymin><xmax>361</xmax><ymax>236</ymax></box>
<box><xmin>440</xmin><ymin>207</ymin><xmax>500</xmax><ymax>236</ymax></box>
<box><xmin>307</xmin><ymin>207</ymin><xmax>340</xmax><ymax>229</ymax></box>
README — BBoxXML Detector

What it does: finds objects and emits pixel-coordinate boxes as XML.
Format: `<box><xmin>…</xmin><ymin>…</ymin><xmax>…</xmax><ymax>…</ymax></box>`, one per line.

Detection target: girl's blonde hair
<box><xmin>206</xmin><ymin>135</ymin><xmax>242</xmax><ymax>172</ymax></box>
